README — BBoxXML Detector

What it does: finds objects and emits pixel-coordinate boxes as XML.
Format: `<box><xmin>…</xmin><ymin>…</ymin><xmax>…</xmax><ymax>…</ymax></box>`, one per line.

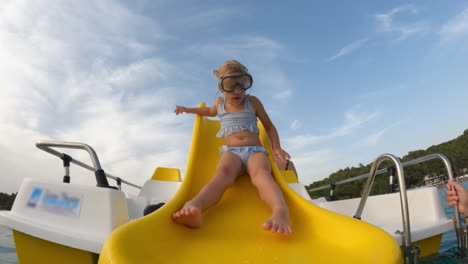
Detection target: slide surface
<box><xmin>99</xmin><ymin>104</ymin><xmax>402</xmax><ymax>264</ymax></box>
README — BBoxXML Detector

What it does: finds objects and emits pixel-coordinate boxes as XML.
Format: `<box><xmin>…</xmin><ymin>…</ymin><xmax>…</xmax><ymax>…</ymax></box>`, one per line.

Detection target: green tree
<box><xmin>0</xmin><ymin>192</ymin><xmax>17</xmax><ymax>210</ymax></box>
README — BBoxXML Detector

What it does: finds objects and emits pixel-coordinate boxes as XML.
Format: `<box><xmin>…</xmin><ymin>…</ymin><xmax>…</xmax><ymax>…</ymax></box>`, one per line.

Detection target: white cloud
<box><xmin>293</xmin><ymin>148</ymin><xmax>337</xmax><ymax>183</ymax></box>
<box><xmin>185</xmin><ymin>35</ymin><xmax>283</xmax><ymax>62</ymax></box>
<box><xmin>374</xmin><ymin>5</ymin><xmax>427</xmax><ymax>40</ymax></box>
<box><xmin>439</xmin><ymin>8</ymin><xmax>468</xmax><ymax>40</ymax></box>
<box><xmin>290</xmin><ymin>148</ymin><xmax>367</xmax><ymax>184</ymax></box>
<box><xmin>252</xmin><ymin>66</ymin><xmax>293</xmax><ymax>103</ymax></box>
<box><xmin>360</xmin><ymin>129</ymin><xmax>387</xmax><ymax>146</ymax></box>
<box><xmin>335</xmin><ymin>110</ymin><xmax>378</xmax><ymax>137</ymax></box>
<box><xmin>285</xmin><ymin>134</ymin><xmax>328</xmax><ymax>147</ymax></box>
<box><xmin>357</xmin><ymin>120</ymin><xmax>405</xmax><ymax>146</ymax></box>
<box><xmin>176</xmin><ymin>8</ymin><xmax>244</xmax><ymax>29</ymax></box>
<box><xmin>290</xmin><ymin>120</ymin><xmax>302</xmax><ymax>130</ymax></box>
<box><xmin>285</xmin><ymin>108</ymin><xmax>378</xmax><ymax>149</ymax></box>
<box><xmin>327</xmin><ymin>38</ymin><xmax>370</xmax><ymax>62</ymax></box>
<box><xmin>0</xmin><ymin>0</ymin><xmax>299</xmax><ymax>195</ymax></box>
<box><xmin>0</xmin><ymin>0</ymin><xmax>190</xmax><ymax>194</ymax></box>
<box><xmin>184</xmin><ymin>35</ymin><xmax>292</xmax><ymax>103</ymax></box>
<box><xmin>271</xmin><ymin>86</ymin><xmax>292</xmax><ymax>101</ymax></box>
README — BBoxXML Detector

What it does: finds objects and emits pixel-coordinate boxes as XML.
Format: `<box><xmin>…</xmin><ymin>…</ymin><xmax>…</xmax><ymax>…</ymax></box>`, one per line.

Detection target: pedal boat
<box><xmin>1</xmin><ymin>104</ymin><xmax>464</xmax><ymax>263</ymax></box>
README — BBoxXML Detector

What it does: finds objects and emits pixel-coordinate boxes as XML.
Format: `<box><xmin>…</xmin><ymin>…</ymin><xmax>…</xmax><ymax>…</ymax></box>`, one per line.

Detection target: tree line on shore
<box><xmin>0</xmin><ymin>192</ymin><xmax>16</xmax><ymax>210</ymax></box>
<box><xmin>306</xmin><ymin>129</ymin><xmax>468</xmax><ymax>200</ymax></box>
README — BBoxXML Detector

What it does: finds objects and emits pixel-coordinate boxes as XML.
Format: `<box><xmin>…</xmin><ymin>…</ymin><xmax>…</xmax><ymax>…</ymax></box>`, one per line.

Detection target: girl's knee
<box><xmin>250</xmin><ymin>171</ymin><xmax>273</xmax><ymax>187</ymax></box>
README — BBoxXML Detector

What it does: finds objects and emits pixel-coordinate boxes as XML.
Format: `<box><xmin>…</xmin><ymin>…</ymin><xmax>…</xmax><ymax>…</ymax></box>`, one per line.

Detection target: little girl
<box><xmin>173</xmin><ymin>60</ymin><xmax>292</xmax><ymax>235</ymax></box>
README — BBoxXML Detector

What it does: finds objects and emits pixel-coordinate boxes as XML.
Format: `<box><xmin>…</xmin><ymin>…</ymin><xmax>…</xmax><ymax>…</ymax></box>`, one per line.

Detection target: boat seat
<box><xmin>151</xmin><ymin>167</ymin><xmax>181</xmax><ymax>181</ymax></box>
<box><xmin>127</xmin><ymin>180</ymin><xmax>182</xmax><ymax>219</ymax></box>
<box><xmin>127</xmin><ymin>167</ymin><xmax>182</xmax><ymax>219</ymax></box>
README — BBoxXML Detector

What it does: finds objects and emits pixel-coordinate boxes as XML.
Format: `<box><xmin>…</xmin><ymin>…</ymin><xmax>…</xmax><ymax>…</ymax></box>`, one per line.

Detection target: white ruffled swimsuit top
<box><xmin>216</xmin><ymin>96</ymin><xmax>259</xmax><ymax>138</ymax></box>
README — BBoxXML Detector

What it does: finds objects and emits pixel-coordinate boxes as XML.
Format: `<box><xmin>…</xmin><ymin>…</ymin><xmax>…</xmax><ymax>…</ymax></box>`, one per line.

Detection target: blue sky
<box><xmin>1</xmin><ymin>0</ymin><xmax>467</xmax><ymax>194</ymax></box>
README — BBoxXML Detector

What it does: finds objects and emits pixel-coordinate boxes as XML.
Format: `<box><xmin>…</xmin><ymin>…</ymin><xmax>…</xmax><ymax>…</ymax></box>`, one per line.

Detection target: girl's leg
<box><xmin>173</xmin><ymin>152</ymin><xmax>244</xmax><ymax>228</ymax></box>
<box><xmin>247</xmin><ymin>153</ymin><xmax>291</xmax><ymax>235</ymax></box>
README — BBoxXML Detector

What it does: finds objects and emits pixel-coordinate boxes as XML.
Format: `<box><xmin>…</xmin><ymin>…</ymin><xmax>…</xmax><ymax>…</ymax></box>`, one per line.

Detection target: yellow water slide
<box><xmin>99</xmin><ymin>103</ymin><xmax>402</xmax><ymax>264</ymax></box>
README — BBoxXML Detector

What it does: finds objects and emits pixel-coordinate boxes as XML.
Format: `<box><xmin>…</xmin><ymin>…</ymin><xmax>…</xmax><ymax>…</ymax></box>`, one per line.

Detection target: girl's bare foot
<box><xmin>262</xmin><ymin>208</ymin><xmax>292</xmax><ymax>235</ymax></box>
<box><xmin>172</xmin><ymin>203</ymin><xmax>203</xmax><ymax>228</ymax></box>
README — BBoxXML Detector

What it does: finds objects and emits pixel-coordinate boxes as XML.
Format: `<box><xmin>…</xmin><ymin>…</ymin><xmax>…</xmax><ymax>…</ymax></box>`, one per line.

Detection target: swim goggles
<box><xmin>218</xmin><ymin>73</ymin><xmax>253</xmax><ymax>92</ymax></box>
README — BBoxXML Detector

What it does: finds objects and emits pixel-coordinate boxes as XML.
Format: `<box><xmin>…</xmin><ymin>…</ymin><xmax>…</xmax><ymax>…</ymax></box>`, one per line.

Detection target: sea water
<box><xmin>1</xmin><ymin>182</ymin><xmax>468</xmax><ymax>263</ymax></box>
<box><xmin>0</xmin><ymin>224</ymin><xmax>17</xmax><ymax>264</ymax></box>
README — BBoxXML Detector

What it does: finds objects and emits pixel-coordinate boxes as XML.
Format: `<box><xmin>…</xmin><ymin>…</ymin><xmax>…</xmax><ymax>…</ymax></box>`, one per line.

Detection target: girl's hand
<box><xmin>174</xmin><ymin>106</ymin><xmax>186</xmax><ymax>115</ymax></box>
<box><xmin>274</xmin><ymin>149</ymin><xmax>291</xmax><ymax>163</ymax></box>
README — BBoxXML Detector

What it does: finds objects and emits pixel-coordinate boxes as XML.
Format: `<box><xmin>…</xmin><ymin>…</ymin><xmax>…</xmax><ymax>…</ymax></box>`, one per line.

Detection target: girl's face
<box><xmin>218</xmin><ymin>71</ymin><xmax>251</xmax><ymax>104</ymax></box>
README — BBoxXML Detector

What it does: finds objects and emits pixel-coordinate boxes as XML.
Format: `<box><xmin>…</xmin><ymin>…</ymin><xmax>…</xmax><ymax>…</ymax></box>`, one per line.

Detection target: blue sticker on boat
<box><xmin>27</xmin><ymin>188</ymin><xmax>43</xmax><ymax>208</ymax></box>
<box><xmin>26</xmin><ymin>187</ymin><xmax>83</xmax><ymax>217</ymax></box>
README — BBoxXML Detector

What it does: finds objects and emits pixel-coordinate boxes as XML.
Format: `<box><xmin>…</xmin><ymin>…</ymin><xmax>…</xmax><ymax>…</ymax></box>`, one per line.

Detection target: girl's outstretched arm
<box><xmin>250</xmin><ymin>96</ymin><xmax>290</xmax><ymax>162</ymax></box>
<box><xmin>175</xmin><ymin>97</ymin><xmax>221</xmax><ymax>117</ymax></box>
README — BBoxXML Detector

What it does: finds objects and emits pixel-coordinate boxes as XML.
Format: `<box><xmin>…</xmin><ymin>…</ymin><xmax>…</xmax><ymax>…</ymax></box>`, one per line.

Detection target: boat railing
<box><xmin>354</xmin><ymin>154</ymin><xmax>420</xmax><ymax>264</ymax></box>
<box><xmin>36</xmin><ymin>140</ymin><xmax>141</xmax><ymax>190</ymax></box>
<box><xmin>308</xmin><ymin>153</ymin><xmax>465</xmax><ymax>263</ymax></box>
<box><xmin>308</xmin><ymin>153</ymin><xmax>456</xmax><ymax>192</ymax></box>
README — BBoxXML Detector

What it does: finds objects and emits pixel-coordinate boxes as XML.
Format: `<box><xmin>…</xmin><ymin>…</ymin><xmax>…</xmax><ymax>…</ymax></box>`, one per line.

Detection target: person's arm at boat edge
<box><xmin>446</xmin><ymin>181</ymin><xmax>468</xmax><ymax>219</ymax></box>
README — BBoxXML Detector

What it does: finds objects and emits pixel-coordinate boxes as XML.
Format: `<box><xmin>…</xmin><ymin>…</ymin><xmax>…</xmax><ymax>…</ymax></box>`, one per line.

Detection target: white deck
<box><xmin>298</xmin><ymin>184</ymin><xmax>455</xmax><ymax>245</ymax></box>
